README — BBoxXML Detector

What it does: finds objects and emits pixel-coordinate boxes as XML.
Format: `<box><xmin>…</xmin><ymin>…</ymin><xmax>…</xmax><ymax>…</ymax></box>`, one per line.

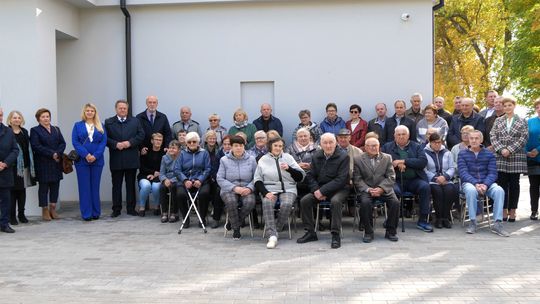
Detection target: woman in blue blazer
<box><xmin>72</xmin><ymin>104</ymin><xmax>107</xmax><ymax>221</ymax></box>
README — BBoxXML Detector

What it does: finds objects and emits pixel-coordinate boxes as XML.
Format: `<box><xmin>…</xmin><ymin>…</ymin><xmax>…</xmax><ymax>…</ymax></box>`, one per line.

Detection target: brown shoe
<box><xmin>49</xmin><ymin>203</ymin><xmax>60</xmax><ymax>219</ymax></box>
<box><xmin>42</xmin><ymin>207</ymin><xmax>52</xmax><ymax>221</ymax></box>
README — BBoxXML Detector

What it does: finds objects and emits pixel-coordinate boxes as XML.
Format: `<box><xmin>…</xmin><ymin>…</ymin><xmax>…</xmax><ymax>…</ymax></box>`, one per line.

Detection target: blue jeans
<box><xmin>462</xmin><ymin>182</ymin><xmax>504</xmax><ymax>221</ymax></box>
<box><xmin>138</xmin><ymin>179</ymin><xmax>161</xmax><ymax>209</ymax></box>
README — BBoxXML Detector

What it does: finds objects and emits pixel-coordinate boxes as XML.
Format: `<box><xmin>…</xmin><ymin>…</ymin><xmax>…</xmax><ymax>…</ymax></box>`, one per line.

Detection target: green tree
<box><xmin>434</xmin><ymin>0</ymin><xmax>512</xmax><ymax>110</ymax></box>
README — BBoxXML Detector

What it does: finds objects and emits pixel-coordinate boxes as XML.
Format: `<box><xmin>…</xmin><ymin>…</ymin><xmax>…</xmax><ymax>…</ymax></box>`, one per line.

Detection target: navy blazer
<box><xmin>0</xmin><ymin>124</ymin><xmax>19</xmax><ymax>188</ymax></box>
<box><xmin>381</xmin><ymin>140</ymin><xmax>428</xmax><ymax>182</ymax></box>
<box><xmin>72</xmin><ymin>121</ymin><xmax>107</xmax><ymax>167</ymax></box>
<box><xmin>104</xmin><ymin>116</ymin><xmax>144</xmax><ymax>171</ymax></box>
<box><xmin>385</xmin><ymin>115</ymin><xmax>417</xmax><ymax>145</ymax></box>
<box><xmin>253</xmin><ymin>115</ymin><xmax>284</xmax><ymax>136</ymax></box>
<box><xmin>30</xmin><ymin>124</ymin><xmax>66</xmax><ymax>183</ymax></box>
<box><xmin>135</xmin><ymin>110</ymin><xmax>172</xmax><ymax>149</ymax></box>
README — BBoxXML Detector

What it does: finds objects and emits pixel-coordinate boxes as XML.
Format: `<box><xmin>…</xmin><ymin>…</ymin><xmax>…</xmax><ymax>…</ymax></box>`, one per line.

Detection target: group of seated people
<box><xmin>2</xmin><ymin>91</ymin><xmax>537</xmax><ymax>250</ymax></box>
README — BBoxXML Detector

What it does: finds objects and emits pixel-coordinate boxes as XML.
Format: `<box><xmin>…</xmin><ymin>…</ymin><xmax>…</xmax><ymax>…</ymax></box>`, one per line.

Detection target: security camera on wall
<box><xmin>401</xmin><ymin>13</ymin><xmax>411</xmax><ymax>21</ymax></box>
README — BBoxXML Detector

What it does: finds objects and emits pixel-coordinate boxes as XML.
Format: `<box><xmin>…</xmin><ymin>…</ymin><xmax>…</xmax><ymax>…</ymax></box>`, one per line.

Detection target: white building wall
<box><xmin>4</xmin><ymin>0</ymin><xmax>433</xmax><ymax>212</ymax></box>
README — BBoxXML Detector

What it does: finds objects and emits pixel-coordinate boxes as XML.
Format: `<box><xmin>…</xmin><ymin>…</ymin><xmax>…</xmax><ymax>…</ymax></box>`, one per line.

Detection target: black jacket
<box><xmin>367</xmin><ymin>117</ymin><xmax>387</xmax><ymax>144</ymax></box>
<box><xmin>135</xmin><ymin>110</ymin><xmax>172</xmax><ymax>149</ymax></box>
<box><xmin>384</xmin><ymin>115</ymin><xmax>417</xmax><ymax>145</ymax></box>
<box><xmin>447</xmin><ymin>112</ymin><xmax>485</xmax><ymax>149</ymax></box>
<box><xmin>305</xmin><ymin>148</ymin><xmax>349</xmax><ymax>197</ymax></box>
<box><xmin>0</xmin><ymin>124</ymin><xmax>19</xmax><ymax>188</ymax></box>
<box><xmin>104</xmin><ymin>116</ymin><xmax>145</xmax><ymax>170</ymax></box>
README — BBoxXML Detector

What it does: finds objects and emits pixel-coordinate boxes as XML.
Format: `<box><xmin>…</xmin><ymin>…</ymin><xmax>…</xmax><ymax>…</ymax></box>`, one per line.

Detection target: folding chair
<box><xmin>261</xmin><ymin>199</ymin><xmax>297</xmax><ymax>240</ymax></box>
<box><xmin>353</xmin><ymin>198</ymin><xmax>387</xmax><ymax>233</ymax></box>
<box><xmin>178</xmin><ymin>188</ymin><xmax>207</xmax><ymax>234</ymax></box>
<box><xmin>224</xmin><ymin>204</ymin><xmax>254</xmax><ymax>238</ymax></box>
<box><xmin>315</xmin><ymin>200</ymin><xmax>343</xmax><ymax>235</ymax></box>
<box><xmin>460</xmin><ymin>189</ymin><xmax>492</xmax><ymax>229</ymax></box>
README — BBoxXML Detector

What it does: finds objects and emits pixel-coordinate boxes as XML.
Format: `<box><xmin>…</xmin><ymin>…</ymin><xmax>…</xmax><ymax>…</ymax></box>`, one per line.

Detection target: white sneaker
<box><xmin>266</xmin><ymin>236</ymin><xmax>278</xmax><ymax>249</ymax></box>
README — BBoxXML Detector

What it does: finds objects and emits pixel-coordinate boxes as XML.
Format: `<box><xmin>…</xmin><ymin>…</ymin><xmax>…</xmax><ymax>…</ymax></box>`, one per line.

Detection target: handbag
<box><xmin>61</xmin><ymin>153</ymin><xmax>74</xmax><ymax>174</ymax></box>
<box><xmin>67</xmin><ymin>132</ymin><xmax>90</xmax><ymax>161</ymax></box>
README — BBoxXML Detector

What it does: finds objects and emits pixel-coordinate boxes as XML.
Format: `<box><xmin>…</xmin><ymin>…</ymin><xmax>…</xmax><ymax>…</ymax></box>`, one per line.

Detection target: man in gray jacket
<box><xmin>353</xmin><ymin>137</ymin><xmax>399</xmax><ymax>243</ymax></box>
<box><xmin>297</xmin><ymin>133</ymin><xmax>349</xmax><ymax>249</ymax></box>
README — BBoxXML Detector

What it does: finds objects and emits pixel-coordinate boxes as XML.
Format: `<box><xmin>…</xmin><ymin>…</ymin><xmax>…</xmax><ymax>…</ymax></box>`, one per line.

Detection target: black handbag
<box><xmin>68</xmin><ymin>135</ymin><xmax>90</xmax><ymax>161</ymax></box>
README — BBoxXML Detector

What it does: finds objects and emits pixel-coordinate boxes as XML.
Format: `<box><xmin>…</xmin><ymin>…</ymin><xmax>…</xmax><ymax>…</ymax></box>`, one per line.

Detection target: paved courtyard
<box><xmin>2</xmin><ymin>177</ymin><xmax>540</xmax><ymax>303</ymax></box>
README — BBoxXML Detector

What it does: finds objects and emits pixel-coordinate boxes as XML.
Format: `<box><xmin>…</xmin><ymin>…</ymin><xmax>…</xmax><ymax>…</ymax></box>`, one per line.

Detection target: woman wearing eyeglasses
<box><xmin>175</xmin><ymin>132</ymin><xmax>212</xmax><ymax>227</ymax></box>
<box><xmin>206</xmin><ymin>114</ymin><xmax>227</xmax><ymax>146</ymax></box>
<box><xmin>345</xmin><ymin>104</ymin><xmax>368</xmax><ymax>150</ymax></box>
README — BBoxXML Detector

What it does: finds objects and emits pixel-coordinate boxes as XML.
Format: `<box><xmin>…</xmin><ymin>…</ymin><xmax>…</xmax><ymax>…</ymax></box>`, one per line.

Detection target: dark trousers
<box><xmin>111</xmin><ymin>169</ymin><xmax>136</xmax><ymax>213</ymax></box>
<box><xmin>10</xmin><ymin>189</ymin><xmax>26</xmax><ymax>218</ymax></box>
<box><xmin>177</xmin><ymin>183</ymin><xmax>210</xmax><ymax>222</ymax></box>
<box><xmin>76</xmin><ymin>164</ymin><xmax>103</xmax><ymax>219</ymax></box>
<box><xmin>529</xmin><ymin>174</ymin><xmax>540</xmax><ymax>212</ymax></box>
<box><xmin>159</xmin><ymin>183</ymin><xmax>179</xmax><ymax>215</ymax></box>
<box><xmin>0</xmin><ymin>188</ymin><xmax>11</xmax><ymax>227</ymax></box>
<box><xmin>358</xmin><ymin>192</ymin><xmax>399</xmax><ymax>235</ymax></box>
<box><xmin>210</xmin><ymin>181</ymin><xmax>224</xmax><ymax>221</ymax></box>
<box><xmin>394</xmin><ymin>178</ymin><xmax>431</xmax><ymax>218</ymax></box>
<box><xmin>430</xmin><ymin>183</ymin><xmax>458</xmax><ymax>220</ymax></box>
<box><xmin>38</xmin><ymin>181</ymin><xmax>60</xmax><ymax>207</ymax></box>
<box><xmin>300</xmin><ymin>188</ymin><xmax>349</xmax><ymax>234</ymax></box>
<box><xmin>498</xmin><ymin>172</ymin><xmax>520</xmax><ymax>210</ymax></box>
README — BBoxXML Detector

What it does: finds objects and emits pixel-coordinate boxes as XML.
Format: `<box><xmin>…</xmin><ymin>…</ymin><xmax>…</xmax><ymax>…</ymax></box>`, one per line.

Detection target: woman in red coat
<box><xmin>346</xmin><ymin>104</ymin><xmax>368</xmax><ymax>150</ymax></box>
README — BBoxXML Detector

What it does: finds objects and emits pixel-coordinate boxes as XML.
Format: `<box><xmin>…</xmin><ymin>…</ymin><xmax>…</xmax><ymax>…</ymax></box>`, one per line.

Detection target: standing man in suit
<box><xmin>367</xmin><ymin>103</ymin><xmax>388</xmax><ymax>144</ymax></box>
<box><xmin>353</xmin><ymin>137</ymin><xmax>399</xmax><ymax>242</ymax></box>
<box><xmin>136</xmin><ymin>95</ymin><xmax>172</xmax><ymax>153</ymax></box>
<box><xmin>0</xmin><ymin>107</ymin><xmax>19</xmax><ymax>233</ymax></box>
<box><xmin>105</xmin><ymin>100</ymin><xmax>145</xmax><ymax>217</ymax></box>
<box><xmin>385</xmin><ymin>99</ymin><xmax>417</xmax><ymax>144</ymax></box>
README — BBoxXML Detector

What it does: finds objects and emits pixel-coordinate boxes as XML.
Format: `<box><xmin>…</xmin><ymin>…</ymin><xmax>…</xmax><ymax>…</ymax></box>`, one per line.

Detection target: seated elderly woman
<box><xmin>424</xmin><ymin>133</ymin><xmax>457</xmax><ymax>229</ymax></box>
<box><xmin>254</xmin><ymin>137</ymin><xmax>305</xmax><ymax>249</ymax></box>
<box><xmin>286</xmin><ymin>128</ymin><xmax>318</xmax><ymax>204</ymax></box>
<box><xmin>175</xmin><ymin>132</ymin><xmax>211</xmax><ymax>227</ymax></box>
<box><xmin>216</xmin><ymin>136</ymin><xmax>258</xmax><ymax>239</ymax></box>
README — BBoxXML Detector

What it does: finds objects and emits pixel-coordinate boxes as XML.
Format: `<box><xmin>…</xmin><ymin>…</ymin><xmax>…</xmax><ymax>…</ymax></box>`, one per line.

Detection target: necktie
<box><xmin>121</xmin><ymin>118</ymin><xmax>125</xmax><ymax>123</ymax></box>
<box><xmin>150</xmin><ymin>114</ymin><xmax>154</xmax><ymax>126</ymax></box>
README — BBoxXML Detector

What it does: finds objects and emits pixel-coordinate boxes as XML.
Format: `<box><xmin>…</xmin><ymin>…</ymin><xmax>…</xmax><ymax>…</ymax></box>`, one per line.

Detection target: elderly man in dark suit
<box><xmin>136</xmin><ymin>95</ymin><xmax>172</xmax><ymax>153</ymax></box>
<box><xmin>105</xmin><ymin>100</ymin><xmax>145</xmax><ymax>217</ymax></box>
<box><xmin>0</xmin><ymin>108</ymin><xmax>19</xmax><ymax>233</ymax></box>
<box><xmin>297</xmin><ymin>132</ymin><xmax>349</xmax><ymax>249</ymax></box>
<box><xmin>353</xmin><ymin>137</ymin><xmax>399</xmax><ymax>242</ymax></box>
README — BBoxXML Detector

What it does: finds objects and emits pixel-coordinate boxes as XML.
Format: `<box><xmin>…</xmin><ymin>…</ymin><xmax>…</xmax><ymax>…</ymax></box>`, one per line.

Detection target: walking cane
<box><xmin>400</xmin><ymin>170</ymin><xmax>405</xmax><ymax>232</ymax></box>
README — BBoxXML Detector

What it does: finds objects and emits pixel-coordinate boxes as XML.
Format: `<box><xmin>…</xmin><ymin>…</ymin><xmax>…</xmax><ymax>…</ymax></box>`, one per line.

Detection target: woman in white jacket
<box><xmin>254</xmin><ymin>137</ymin><xmax>305</xmax><ymax>249</ymax></box>
<box><xmin>424</xmin><ymin>133</ymin><xmax>457</xmax><ymax>229</ymax></box>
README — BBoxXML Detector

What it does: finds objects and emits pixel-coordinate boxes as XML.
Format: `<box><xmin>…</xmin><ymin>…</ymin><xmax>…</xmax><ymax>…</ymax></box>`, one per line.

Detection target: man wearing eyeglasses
<box><xmin>353</xmin><ymin>137</ymin><xmax>399</xmax><ymax>242</ymax></box>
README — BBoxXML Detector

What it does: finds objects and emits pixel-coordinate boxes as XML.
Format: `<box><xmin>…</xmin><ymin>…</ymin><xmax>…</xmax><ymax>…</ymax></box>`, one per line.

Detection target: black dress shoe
<box><xmin>10</xmin><ymin>217</ymin><xmax>18</xmax><ymax>226</ymax></box>
<box><xmin>434</xmin><ymin>219</ymin><xmax>443</xmax><ymax>229</ymax></box>
<box><xmin>442</xmin><ymin>219</ymin><xmax>452</xmax><ymax>229</ymax></box>
<box><xmin>138</xmin><ymin>210</ymin><xmax>145</xmax><ymax>217</ymax></box>
<box><xmin>127</xmin><ymin>210</ymin><xmax>139</xmax><ymax>216</ymax></box>
<box><xmin>18</xmin><ymin>214</ymin><xmax>29</xmax><ymax>223</ymax></box>
<box><xmin>111</xmin><ymin>211</ymin><xmax>121</xmax><ymax>218</ymax></box>
<box><xmin>83</xmin><ymin>218</ymin><xmax>92</xmax><ymax>222</ymax></box>
<box><xmin>363</xmin><ymin>233</ymin><xmax>374</xmax><ymax>243</ymax></box>
<box><xmin>385</xmin><ymin>231</ymin><xmax>399</xmax><ymax>242</ymax></box>
<box><xmin>92</xmin><ymin>216</ymin><xmax>100</xmax><ymax>220</ymax></box>
<box><xmin>508</xmin><ymin>217</ymin><xmax>516</xmax><ymax>223</ymax></box>
<box><xmin>331</xmin><ymin>233</ymin><xmax>341</xmax><ymax>249</ymax></box>
<box><xmin>530</xmin><ymin>212</ymin><xmax>538</xmax><ymax>221</ymax></box>
<box><xmin>1</xmin><ymin>226</ymin><xmax>15</xmax><ymax>233</ymax></box>
<box><xmin>297</xmin><ymin>231</ymin><xmax>318</xmax><ymax>244</ymax></box>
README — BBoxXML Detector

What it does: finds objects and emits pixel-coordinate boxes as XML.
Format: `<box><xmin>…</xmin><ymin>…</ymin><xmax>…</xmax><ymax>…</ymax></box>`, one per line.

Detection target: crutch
<box><xmin>178</xmin><ymin>188</ymin><xmax>207</xmax><ymax>234</ymax></box>
<box><xmin>400</xmin><ymin>170</ymin><xmax>405</xmax><ymax>232</ymax></box>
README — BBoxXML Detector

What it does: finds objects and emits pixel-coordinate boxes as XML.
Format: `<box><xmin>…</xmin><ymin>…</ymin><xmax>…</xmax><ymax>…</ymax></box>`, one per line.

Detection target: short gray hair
<box><xmin>320</xmin><ymin>132</ymin><xmax>336</xmax><ymax>143</ymax></box>
<box><xmin>394</xmin><ymin>125</ymin><xmax>410</xmax><ymax>135</ymax></box>
<box><xmin>185</xmin><ymin>132</ymin><xmax>200</xmax><ymax>143</ymax></box>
